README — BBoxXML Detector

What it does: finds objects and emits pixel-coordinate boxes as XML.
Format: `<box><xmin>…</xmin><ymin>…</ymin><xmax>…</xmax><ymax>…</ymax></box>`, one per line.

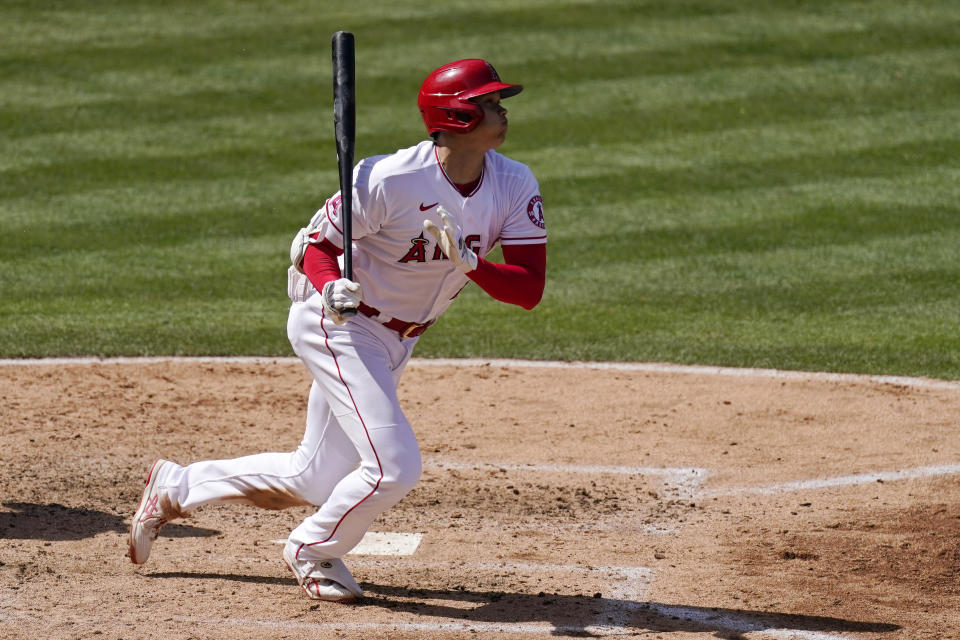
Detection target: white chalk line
<box><xmin>2</xmin><ymin>355</ymin><xmax>958</xmax><ymax>390</ymax></box>
<box><xmin>415</xmin><ymin>358</ymin><xmax>960</xmax><ymax>391</ymax></box>
<box><xmin>269</xmin><ymin>531</ymin><xmax>423</xmax><ymax>556</ymax></box>
<box><xmin>708</xmin><ymin>462</ymin><xmax>960</xmax><ymax>497</ymax></box>
<box><xmin>643</xmin><ymin>604</ymin><xmax>858</xmax><ymax>640</ymax></box>
<box><xmin>427</xmin><ymin>458</ymin><xmax>960</xmax><ymax>499</ymax></box>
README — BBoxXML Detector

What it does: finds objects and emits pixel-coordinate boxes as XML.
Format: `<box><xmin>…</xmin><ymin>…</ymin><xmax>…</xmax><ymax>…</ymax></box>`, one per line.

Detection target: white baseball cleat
<box><xmin>128</xmin><ymin>458</ymin><xmax>176</xmax><ymax>565</ymax></box>
<box><xmin>282</xmin><ymin>545</ymin><xmax>363</xmax><ymax>602</ymax></box>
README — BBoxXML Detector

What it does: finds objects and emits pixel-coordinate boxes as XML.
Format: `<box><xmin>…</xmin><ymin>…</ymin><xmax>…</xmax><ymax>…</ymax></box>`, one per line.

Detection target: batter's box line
<box><xmin>409</xmin><ymin>357</ymin><xmax>960</xmax><ymax>391</ymax></box>
<box><xmin>269</xmin><ymin>531</ymin><xmax>423</xmax><ymax>556</ymax></box>
<box><xmin>424</xmin><ymin>459</ymin><xmax>709</xmax><ymax>501</ymax></box>
<box><xmin>706</xmin><ymin>462</ymin><xmax>960</xmax><ymax>497</ymax></box>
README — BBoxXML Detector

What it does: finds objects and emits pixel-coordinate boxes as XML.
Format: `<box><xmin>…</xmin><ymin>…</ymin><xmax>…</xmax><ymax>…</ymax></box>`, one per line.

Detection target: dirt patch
<box><xmin>1</xmin><ymin>359</ymin><xmax>958</xmax><ymax>639</ymax></box>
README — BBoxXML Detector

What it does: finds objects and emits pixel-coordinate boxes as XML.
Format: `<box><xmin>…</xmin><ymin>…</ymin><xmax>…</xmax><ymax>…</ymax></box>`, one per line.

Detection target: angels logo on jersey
<box><xmin>398</xmin><ymin>232</ymin><xmax>481</xmax><ymax>263</ymax></box>
<box><xmin>398</xmin><ymin>232</ymin><xmax>430</xmax><ymax>263</ymax></box>
<box><xmin>527</xmin><ymin>195</ymin><xmax>545</xmax><ymax>229</ymax></box>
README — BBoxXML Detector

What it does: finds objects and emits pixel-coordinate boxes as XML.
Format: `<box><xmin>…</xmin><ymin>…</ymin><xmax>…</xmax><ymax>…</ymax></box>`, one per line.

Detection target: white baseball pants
<box><xmin>157</xmin><ymin>294</ymin><xmax>422</xmax><ymax>562</ymax></box>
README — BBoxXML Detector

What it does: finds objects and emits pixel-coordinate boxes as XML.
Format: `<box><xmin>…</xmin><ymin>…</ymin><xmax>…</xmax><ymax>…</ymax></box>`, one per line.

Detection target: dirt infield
<box><xmin>1</xmin><ymin>358</ymin><xmax>958</xmax><ymax>639</ymax></box>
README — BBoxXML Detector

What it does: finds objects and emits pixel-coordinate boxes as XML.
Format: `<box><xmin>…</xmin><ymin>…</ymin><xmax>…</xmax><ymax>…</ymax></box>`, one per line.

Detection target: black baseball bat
<box><xmin>332</xmin><ymin>31</ymin><xmax>357</xmax><ymax>308</ymax></box>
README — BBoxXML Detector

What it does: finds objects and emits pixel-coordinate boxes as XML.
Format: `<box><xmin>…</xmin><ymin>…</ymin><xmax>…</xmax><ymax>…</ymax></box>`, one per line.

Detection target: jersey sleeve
<box><xmin>309</xmin><ymin>156</ymin><xmax>387</xmax><ymax>250</ymax></box>
<box><xmin>499</xmin><ymin>169</ymin><xmax>547</xmax><ymax>246</ymax></box>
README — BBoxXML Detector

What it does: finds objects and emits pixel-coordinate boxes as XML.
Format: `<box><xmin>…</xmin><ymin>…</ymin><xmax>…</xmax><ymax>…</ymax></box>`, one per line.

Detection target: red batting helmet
<box><xmin>417</xmin><ymin>59</ymin><xmax>523</xmax><ymax>135</ymax></box>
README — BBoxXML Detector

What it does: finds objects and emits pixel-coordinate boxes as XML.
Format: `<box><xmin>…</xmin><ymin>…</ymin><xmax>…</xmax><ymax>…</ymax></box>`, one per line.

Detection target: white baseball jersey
<box><xmin>142</xmin><ymin>140</ymin><xmax>548</xmax><ymax>580</ymax></box>
<box><xmin>307</xmin><ymin>140</ymin><xmax>547</xmax><ymax>322</ymax></box>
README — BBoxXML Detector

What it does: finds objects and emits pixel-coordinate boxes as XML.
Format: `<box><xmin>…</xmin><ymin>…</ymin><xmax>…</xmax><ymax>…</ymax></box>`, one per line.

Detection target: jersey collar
<box><xmin>433</xmin><ymin>144</ymin><xmax>484</xmax><ymax>198</ymax></box>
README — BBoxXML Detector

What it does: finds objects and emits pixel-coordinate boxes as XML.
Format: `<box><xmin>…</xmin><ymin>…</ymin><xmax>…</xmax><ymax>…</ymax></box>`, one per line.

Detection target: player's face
<box><xmin>468</xmin><ymin>92</ymin><xmax>508</xmax><ymax>149</ymax></box>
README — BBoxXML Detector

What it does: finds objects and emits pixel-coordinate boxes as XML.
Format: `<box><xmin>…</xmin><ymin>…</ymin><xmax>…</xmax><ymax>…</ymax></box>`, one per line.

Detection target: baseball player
<box><xmin>128</xmin><ymin>59</ymin><xmax>547</xmax><ymax>602</ymax></box>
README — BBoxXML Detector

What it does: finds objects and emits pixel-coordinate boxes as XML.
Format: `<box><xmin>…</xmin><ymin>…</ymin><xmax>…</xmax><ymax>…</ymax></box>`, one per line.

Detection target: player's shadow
<box><xmin>359</xmin><ymin>584</ymin><xmax>901</xmax><ymax>638</ymax></box>
<box><xmin>142</xmin><ymin>571</ymin><xmax>900</xmax><ymax>639</ymax></box>
<box><xmin>0</xmin><ymin>502</ymin><xmax>218</xmax><ymax>541</ymax></box>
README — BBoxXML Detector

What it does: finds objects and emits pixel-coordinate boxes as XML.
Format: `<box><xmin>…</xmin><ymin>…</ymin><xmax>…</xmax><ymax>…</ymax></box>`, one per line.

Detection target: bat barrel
<box><xmin>332</xmin><ymin>31</ymin><xmax>355</xmax><ymax>282</ymax></box>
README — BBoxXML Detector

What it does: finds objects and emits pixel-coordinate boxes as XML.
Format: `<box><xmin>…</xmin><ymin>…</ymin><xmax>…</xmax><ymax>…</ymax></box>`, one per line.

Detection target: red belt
<box><xmin>357</xmin><ymin>302</ymin><xmax>434</xmax><ymax>339</ymax></box>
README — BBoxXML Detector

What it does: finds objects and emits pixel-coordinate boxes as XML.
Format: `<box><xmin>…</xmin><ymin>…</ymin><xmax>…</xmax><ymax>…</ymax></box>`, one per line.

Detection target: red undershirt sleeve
<box><xmin>467</xmin><ymin>243</ymin><xmax>546</xmax><ymax>310</ymax></box>
<box><xmin>302</xmin><ymin>238</ymin><xmax>343</xmax><ymax>291</ymax></box>
<box><xmin>304</xmin><ymin>238</ymin><xmax>545</xmax><ymax>310</ymax></box>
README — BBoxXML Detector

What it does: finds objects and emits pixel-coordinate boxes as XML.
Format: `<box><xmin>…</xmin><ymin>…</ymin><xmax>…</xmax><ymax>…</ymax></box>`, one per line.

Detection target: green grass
<box><xmin>2</xmin><ymin>0</ymin><xmax>959</xmax><ymax>378</ymax></box>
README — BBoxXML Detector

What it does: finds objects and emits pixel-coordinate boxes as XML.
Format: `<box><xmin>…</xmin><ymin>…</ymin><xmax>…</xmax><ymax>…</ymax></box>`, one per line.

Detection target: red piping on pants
<box><xmin>297</xmin><ymin>309</ymin><xmax>384</xmax><ymax>560</ymax></box>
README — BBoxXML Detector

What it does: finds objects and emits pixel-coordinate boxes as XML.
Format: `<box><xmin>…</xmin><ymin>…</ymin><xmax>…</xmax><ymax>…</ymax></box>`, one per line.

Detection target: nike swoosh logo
<box><xmin>419</xmin><ymin>202</ymin><xmax>439</xmax><ymax>211</ymax></box>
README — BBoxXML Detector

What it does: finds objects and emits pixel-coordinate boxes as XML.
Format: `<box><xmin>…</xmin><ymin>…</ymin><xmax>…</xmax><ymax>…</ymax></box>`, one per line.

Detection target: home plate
<box><xmin>270</xmin><ymin>531</ymin><xmax>422</xmax><ymax>556</ymax></box>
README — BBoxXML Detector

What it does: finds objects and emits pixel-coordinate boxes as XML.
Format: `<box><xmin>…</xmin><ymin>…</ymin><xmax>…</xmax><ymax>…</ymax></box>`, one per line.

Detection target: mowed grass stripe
<box><xmin>3</xmin><ymin>237</ymin><xmax>290</xmax><ymax>302</ymax></box>
<box><xmin>10</xmin><ymin>103</ymin><xmax>958</xmax><ymax>227</ymax></box>
<box><xmin>4</xmin><ymin>0</ymin><xmax>955</xmax><ymax>125</ymax></box>
<box><xmin>518</xmin><ymin>52</ymin><xmax>960</xmax><ymax>148</ymax></box>
<box><xmin>0</xmin><ymin>0</ymin><xmax>662</xmax><ymax>107</ymax></box>
<box><xmin>4</xmin><ymin>0</ymin><xmax>955</xmax><ymax>64</ymax></box>
<box><xmin>519</xmin><ymin>106</ymin><xmax>960</xmax><ymax>180</ymax></box>
<box><xmin>555</xmin><ymin>238</ymin><xmax>960</xmax><ymax>313</ymax></box>
<box><xmin>1</xmin><ymin>195</ymin><xmax>316</xmax><ymax>262</ymax></box>
<box><xmin>542</xmin><ymin>166</ymin><xmax>960</xmax><ymax>249</ymax></box>
<box><xmin>7</xmin><ymin>44</ymin><xmax>957</xmax><ymax>185</ymax></box>
<box><xmin>2</xmin><ymin>1</ymin><xmax>959</xmax><ymax>372</ymax></box>
<box><xmin>0</xmin><ymin>169</ymin><xmax>332</xmax><ymax>229</ymax></box>
<box><xmin>3</xmin><ymin>0</ymin><xmax>666</xmax><ymax>53</ymax></box>
<box><xmin>5</xmin><ymin>134</ymin><xmax>955</xmax><ymax>244</ymax></box>
<box><xmin>550</xmin><ymin>202</ymin><xmax>959</xmax><ymax>267</ymax></box>
<box><xmin>5</xmin><ymin>51</ymin><xmax>959</xmax><ymax>200</ymax></box>
<box><xmin>6</xmin><ymin>20</ymin><xmax>959</xmax><ymax>133</ymax></box>
<box><xmin>8</xmin><ymin>114</ymin><xmax>958</xmax><ymax>201</ymax></box>
<box><xmin>7</xmin><ymin>42</ymin><xmax>960</xmax><ymax>147</ymax></box>
<box><xmin>0</xmin><ymin>302</ymin><xmax>287</xmax><ymax>358</ymax></box>
<box><xmin>0</xmin><ymin>0</ymin><xmax>829</xmax><ymax>70</ymax></box>
<box><xmin>540</xmin><ymin>138</ymin><xmax>959</xmax><ymax>202</ymax></box>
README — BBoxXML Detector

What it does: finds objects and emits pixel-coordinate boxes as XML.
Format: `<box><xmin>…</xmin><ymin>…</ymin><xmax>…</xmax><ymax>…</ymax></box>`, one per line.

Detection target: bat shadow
<box><xmin>0</xmin><ymin>501</ymin><xmax>219</xmax><ymax>541</ymax></box>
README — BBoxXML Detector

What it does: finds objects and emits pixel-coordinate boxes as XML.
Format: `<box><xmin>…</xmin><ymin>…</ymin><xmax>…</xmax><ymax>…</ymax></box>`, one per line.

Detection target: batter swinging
<box><xmin>128</xmin><ymin>59</ymin><xmax>547</xmax><ymax>602</ymax></box>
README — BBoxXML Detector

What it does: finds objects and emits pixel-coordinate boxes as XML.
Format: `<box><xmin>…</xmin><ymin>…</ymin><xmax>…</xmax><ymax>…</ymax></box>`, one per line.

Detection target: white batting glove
<box><xmin>423</xmin><ymin>206</ymin><xmax>478</xmax><ymax>273</ymax></box>
<box><xmin>321</xmin><ymin>278</ymin><xmax>362</xmax><ymax>325</ymax></box>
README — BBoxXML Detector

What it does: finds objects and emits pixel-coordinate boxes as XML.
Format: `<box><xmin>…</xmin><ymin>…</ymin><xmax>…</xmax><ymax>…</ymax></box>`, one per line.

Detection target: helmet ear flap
<box><xmin>418</xmin><ymin>59</ymin><xmax>520</xmax><ymax>135</ymax></box>
<box><xmin>450</xmin><ymin>110</ymin><xmax>474</xmax><ymax>124</ymax></box>
<box><xmin>429</xmin><ymin>104</ymin><xmax>483</xmax><ymax>134</ymax></box>
<box><xmin>449</xmin><ymin>104</ymin><xmax>484</xmax><ymax>126</ymax></box>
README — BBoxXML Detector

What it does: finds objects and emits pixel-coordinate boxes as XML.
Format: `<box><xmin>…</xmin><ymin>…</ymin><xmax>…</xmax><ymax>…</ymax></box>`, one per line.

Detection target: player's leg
<box><xmin>159</xmin><ymin>381</ymin><xmax>360</xmax><ymax>511</ymax></box>
<box><xmin>129</xmin><ymin>381</ymin><xmax>359</xmax><ymax>564</ymax></box>
<box><xmin>285</xmin><ymin>305</ymin><xmax>421</xmax><ymax>563</ymax></box>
